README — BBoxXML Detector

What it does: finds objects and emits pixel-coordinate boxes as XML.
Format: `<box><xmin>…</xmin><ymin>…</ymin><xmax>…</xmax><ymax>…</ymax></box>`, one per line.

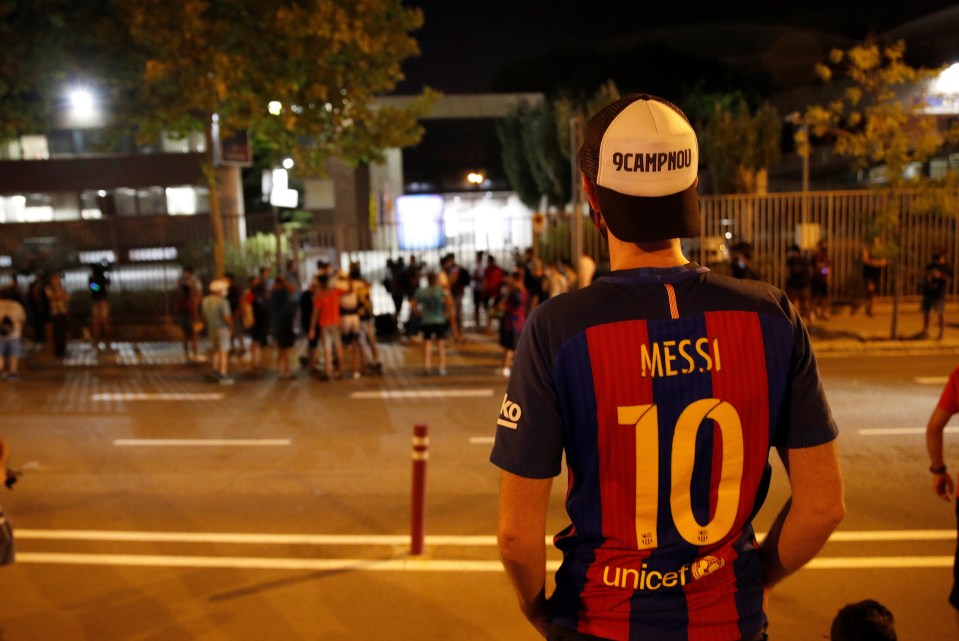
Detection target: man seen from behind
<box><xmin>491</xmin><ymin>94</ymin><xmax>845</xmax><ymax>641</ymax></box>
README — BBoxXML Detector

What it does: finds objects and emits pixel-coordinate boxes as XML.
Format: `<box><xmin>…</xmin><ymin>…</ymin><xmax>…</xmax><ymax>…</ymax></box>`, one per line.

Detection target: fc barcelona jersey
<box><xmin>490</xmin><ymin>264</ymin><xmax>837</xmax><ymax>641</ymax></box>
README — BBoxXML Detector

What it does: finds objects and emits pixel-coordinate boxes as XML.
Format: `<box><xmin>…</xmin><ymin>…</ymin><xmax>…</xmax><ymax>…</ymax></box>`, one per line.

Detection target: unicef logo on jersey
<box><xmin>690</xmin><ymin>555</ymin><xmax>726</xmax><ymax>581</ymax></box>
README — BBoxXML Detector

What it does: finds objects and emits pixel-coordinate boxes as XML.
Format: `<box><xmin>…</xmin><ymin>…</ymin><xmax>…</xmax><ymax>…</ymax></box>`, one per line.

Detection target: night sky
<box><xmin>397</xmin><ymin>1</ymin><xmax>959</xmax><ymax>94</ymax></box>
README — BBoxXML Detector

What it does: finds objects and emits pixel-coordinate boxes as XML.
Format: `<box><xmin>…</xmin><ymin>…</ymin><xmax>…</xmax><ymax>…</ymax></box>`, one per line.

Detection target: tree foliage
<box><xmin>497</xmin><ymin>81</ymin><xmax>621</xmax><ymax>211</ymax></box>
<box><xmin>699</xmin><ymin>100</ymin><xmax>782</xmax><ymax>194</ymax></box>
<box><xmin>804</xmin><ymin>38</ymin><xmax>959</xmax><ymax>337</ymax></box>
<box><xmin>115</xmin><ymin>0</ymin><xmax>435</xmax><ymax>171</ymax></box>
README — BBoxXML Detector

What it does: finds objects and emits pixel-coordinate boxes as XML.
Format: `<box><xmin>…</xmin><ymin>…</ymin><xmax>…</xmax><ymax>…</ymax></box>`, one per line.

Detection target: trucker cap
<box><xmin>578</xmin><ymin>94</ymin><xmax>701</xmax><ymax>242</ymax></box>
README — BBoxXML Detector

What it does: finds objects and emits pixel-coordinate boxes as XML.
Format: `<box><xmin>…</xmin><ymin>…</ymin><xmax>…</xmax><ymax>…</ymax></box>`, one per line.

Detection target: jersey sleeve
<box><xmin>489</xmin><ymin>307</ymin><xmax>565</xmax><ymax>479</ymax></box>
<box><xmin>937</xmin><ymin>366</ymin><xmax>959</xmax><ymax>414</ymax></box>
<box><xmin>773</xmin><ymin>300</ymin><xmax>839</xmax><ymax>449</ymax></box>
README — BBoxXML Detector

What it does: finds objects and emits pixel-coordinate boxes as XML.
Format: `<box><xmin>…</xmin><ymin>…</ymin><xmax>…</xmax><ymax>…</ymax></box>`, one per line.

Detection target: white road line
<box><xmin>14</xmin><ymin>529</ymin><xmax>954</xmax><ymax>545</ymax></box>
<box><xmin>350</xmin><ymin>389</ymin><xmax>494</xmax><ymax>400</ymax></box>
<box><xmin>15</xmin><ymin>530</ymin><xmax>496</xmax><ymax>546</ymax></box>
<box><xmin>14</xmin><ymin>553</ymin><xmax>955</xmax><ymax>572</ymax></box>
<box><xmin>859</xmin><ymin>427</ymin><xmax>959</xmax><ymax>436</ymax></box>
<box><xmin>92</xmin><ymin>393</ymin><xmax>225</xmax><ymax>401</ymax></box>
<box><xmin>112</xmin><ymin>439</ymin><xmax>291</xmax><ymax>447</ymax></box>
<box><xmin>470</xmin><ymin>437</ymin><xmax>495</xmax><ymax>445</ymax></box>
<box><xmin>916</xmin><ymin>376</ymin><xmax>949</xmax><ymax>385</ymax></box>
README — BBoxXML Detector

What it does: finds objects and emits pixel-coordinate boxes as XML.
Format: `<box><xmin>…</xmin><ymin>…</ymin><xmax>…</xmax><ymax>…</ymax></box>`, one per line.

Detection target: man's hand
<box><xmin>933</xmin><ymin>472</ymin><xmax>954</xmax><ymax>501</ymax></box>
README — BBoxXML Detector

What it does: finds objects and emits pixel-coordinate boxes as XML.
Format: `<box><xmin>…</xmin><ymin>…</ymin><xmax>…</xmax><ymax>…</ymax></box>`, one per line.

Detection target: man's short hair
<box><xmin>578</xmin><ymin>94</ymin><xmax>700</xmax><ymax>243</ymax></box>
<box><xmin>830</xmin><ymin>599</ymin><xmax>897</xmax><ymax>641</ymax></box>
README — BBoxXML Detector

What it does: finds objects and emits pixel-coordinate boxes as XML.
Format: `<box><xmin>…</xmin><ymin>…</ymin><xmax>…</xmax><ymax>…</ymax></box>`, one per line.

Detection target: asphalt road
<box><xmin>1</xmin><ymin>339</ymin><xmax>958</xmax><ymax>640</ymax></box>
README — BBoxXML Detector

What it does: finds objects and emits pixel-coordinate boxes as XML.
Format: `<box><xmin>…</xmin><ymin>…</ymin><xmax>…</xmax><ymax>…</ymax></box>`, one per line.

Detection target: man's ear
<box><xmin>582</xmin><ymin>175</ymin><xmax>601</xmax><ymax>212</ymax></box>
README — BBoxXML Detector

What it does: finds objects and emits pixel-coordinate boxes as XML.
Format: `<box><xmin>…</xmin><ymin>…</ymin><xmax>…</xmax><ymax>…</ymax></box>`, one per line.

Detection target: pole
<box><xmin>801</xmin><ymin>122</ymin><xmax>810</xmax><ymax>226</ymax></box>
<box><xmin>410</xmin><ymin>423</ymin><xmax>429</xmax><ymax>555</ymax></box>
<box><xmin>570</xmin><ymin>116</ymin><xmax>584</xmax><ymax>274</ymax></box>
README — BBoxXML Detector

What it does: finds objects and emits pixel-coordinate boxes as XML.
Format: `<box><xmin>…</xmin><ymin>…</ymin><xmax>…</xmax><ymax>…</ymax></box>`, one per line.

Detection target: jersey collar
<box><xmin>600</xmin><ymin>262</ymin><xmax>709</xmax><ymax>285</ymax></box>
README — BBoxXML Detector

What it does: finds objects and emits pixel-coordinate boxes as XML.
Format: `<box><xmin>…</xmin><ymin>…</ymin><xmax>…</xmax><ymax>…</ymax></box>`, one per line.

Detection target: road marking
<box><xmin>14</xmin><ymin>529</ymin><xmax>954</xmax><ymax>545</ymax></box>
<box><xmin>470</xmin><ymin>437</ymin><xmax>495</xmax><ymax>445</ymax></box>
<box><xmin>15</xmin><ymin>530</ymin><xmax>495</xmax><ymax>545</ymax></box>
<box><xmin>112</xmin><ymin>439</ymin><xmax>291</xmax><ymax>447</ymax></box>
<box><xmin>350</xmin><ymin>389</ymin><xmax>494</xmax><ymax>400</ymax></box>
<box><xmin>92</xmin><ymin>393</ymin><xmax>225</xmax><ymax>401</ymax></box>
<box><xmin>14</xmin><ymin>553</ymin><xmax>955</xmax><ymax>572</ymax></box>
<box><xmin>859</xmin><ymin>427</ymin><xmax>959</xmax><ymax>436</ymax></box>
<box><xmin>916</xmin><ymin>376</ymin><xmax>949</xmax><ymax>385</ymax></box>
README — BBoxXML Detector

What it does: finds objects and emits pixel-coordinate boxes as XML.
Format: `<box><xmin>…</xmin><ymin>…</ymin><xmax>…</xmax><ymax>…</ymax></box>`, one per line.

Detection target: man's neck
<box><xmin>608</xmin><ymin>237</ymin><xmax>690</xmax><ymax>270</ymax></box>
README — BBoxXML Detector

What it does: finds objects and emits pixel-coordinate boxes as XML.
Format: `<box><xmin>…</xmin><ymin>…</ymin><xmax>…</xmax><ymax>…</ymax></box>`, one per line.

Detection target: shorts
<box><xmin>922</xmin><ymin>297</ymin><xmax>945</xmax><ymax>314</ymax></box>
<box><xmin>811</xmin><ymin>279</ymin><xmax>827</xmax><ymax>298</ymax></box>
<box><xmin>0</xmin><ymin>337</ymin><xmax>23</xmax><ymax>359</ymax></box>
<box><xmin>211</xmin><ymin>327</ymin><xmax>231</xmax><ymax>353</ymax></box>
<box><xmin>91</xmin><ymin>299</ymin><xmax>110</xmax><ymax>322</ymax></box>
<box><xmin>274</xmin><ymin>326</ymin><xmax>295</xmax><ymax>349</ymax></box>
<box><xmin>499</xmin><ymin>325</ymin><xmax>520</xmax><ymax>351</ymax></box>
<box><xmin>341</xmin><ymin>314</ymin><xmax>361</xmax><ymax>345</ymax></box>
<box><xmin>179</xmin><ymin>315</ymin><xmax>196</xmax><ymax>338</ymax></box>
<box><xmin>320</xmin><ymin>325</ymin><xmax>342</xmax><ymax>351</ymax></box>
<box><xmin>421</xmin><ymin>322</ymin><xmax>449</xmax><ymax>340</ymax></box>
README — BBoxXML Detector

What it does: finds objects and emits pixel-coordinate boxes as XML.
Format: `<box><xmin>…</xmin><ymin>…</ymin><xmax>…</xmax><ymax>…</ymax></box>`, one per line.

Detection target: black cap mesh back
<box><xmin>578</xmin><ymin>94</ymin><xmax>691</xmax><ymax>182</ymax></box>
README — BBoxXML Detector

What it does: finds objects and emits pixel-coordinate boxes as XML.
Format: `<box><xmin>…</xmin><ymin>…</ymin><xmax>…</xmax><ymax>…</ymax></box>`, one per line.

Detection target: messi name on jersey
<box><xmin>640</xmin><ymin>337</ymin><xmax>721</xmax><ymax>379</ymax></box>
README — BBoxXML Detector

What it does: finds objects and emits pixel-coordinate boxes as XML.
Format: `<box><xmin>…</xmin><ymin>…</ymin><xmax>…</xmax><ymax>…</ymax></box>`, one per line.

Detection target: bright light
<box><xmin>268</xmin><ymin>101</ymin><xmax>282</xmax><ymax>115</ymax></box>
<box><xmin>467</xmin><ymin>172</ymin><xmax>485</xmax><ymax>185</ymax></box>
<box><xmin>97</xmin><ymin>190</ymin><xmax>107</xmax><ymax>197</ymax></box>
<box><xmin>69</xmin><ymin>88</ymin><xmax>95</xmax><ymax>118</ymax></box>
<box><xmin>933</xmin><ymin>63</ymin><xmax>959</xmax><ymax>94</ymax></box>
<box><xmin>282</xmin><ymin>157</ymin><xmax>294</xmax><ymax>169</ymax></box>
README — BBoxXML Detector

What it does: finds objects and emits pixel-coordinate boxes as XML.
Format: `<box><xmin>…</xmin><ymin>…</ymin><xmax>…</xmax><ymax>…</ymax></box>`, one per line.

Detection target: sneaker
<box><xmin>8</xmin><ymin>374</ymin><xmax>18</xmax><ymax>382</ymax></box>
<box><xmin>438</xmin><ymin>368</ymin><xmax>448</xmax><ymax>376</ymax></box>
<box><xmin>218</xmin><ymin>375</ymin><xmax>235</xmax><ymax>386</ymax></box>
<box><xmin>0</xmin><ymin>372</ymin><xmax>6</xmax><ymax>380</ymax></box>
<box><xmin>352</xmin><ymin>371</ymin><xmax>361</xmax><ymax>380</ymax></box>
<box><xmin>502</xmin><ymin>367</ymin><xmax>511</xmax><ymax>377</ymax></box>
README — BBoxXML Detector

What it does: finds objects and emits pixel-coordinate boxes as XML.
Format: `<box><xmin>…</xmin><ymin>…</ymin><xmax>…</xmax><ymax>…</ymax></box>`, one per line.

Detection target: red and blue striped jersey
<box><xmin>491</xmin><ymin>264</ymin><xmax>837</xmax><ymax>641</ymax></box>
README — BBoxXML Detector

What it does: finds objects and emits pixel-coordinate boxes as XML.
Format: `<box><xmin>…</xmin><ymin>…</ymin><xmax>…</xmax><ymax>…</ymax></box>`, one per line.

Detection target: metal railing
<box><xmin>1</xmin><ymin>188</ymin><xmax>956</xmax><ymax>326</ymax></box>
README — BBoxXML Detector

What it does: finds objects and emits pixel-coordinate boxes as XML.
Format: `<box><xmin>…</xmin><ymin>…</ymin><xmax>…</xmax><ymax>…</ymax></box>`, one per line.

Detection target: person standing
<box><xmin>497</xmin><ymin>267</ymin><xmax>527</xmax><ymax>378</ymax></box>
<box><xmin>785</xmin><ymin>244</ymin><xmax>812</xmax><ymax>323</ymax></box>
<box><xmin>492</xmin><ymin>94</ymin><xmax>844</xmax><ymax>641</ymax></box>
<box><xmin>925</xmin><ymin>363</ymin><xmax>959</xmax><ymax>632</ymax></box>
<box><xmin>0</xmin><ymin>288</ymin><xmax>27</xmax><ymax>380</ymax></box>
<box><xmin>268</xmin><ymin>275</ymin><xmax>297</xmax><ymax>380</ymax></box>
<box><xmin>44</xmin><ymin>272</ymin><xmax>70</xmax><ymax>359</ymax></box>
<box><xmin>482</xmin><ymin>255</ymin><xmax>504</xmax><ymax>334</ymax></box>
<box><xmin>0</xmin><ymin>436</ymin><xmax>15</xmax><ymax>567</ymax></box>
<box><xmin>411</xmin><ymin>271</ymin><xmax>451</xmax><ymax>376</ymax></box>
<box><xmin>861</xmin><ymin>236</ymin><xmax>888</xmax><ymax>317</ymax></box>
<box><xmin>919</xmin><ymin>252</ymin><xmax>951</xmax><ymax>340</ymax></box>
<box><xmin>812</xmin><ymin>239</ymin><xmax>831</xmax><ymax>320</ymax></box>
<box><xmin>88</xmin><ymin>260</ymin><xmax>111</xmax><ymax>347</ymax></box>
<box><xmin>309</xmin><ymin>273</ymin><xmax>344</xmax><ymax>381</ymax></box>
<box><xmin>200</xmin><ymin>278</ymin><xmax>234</xmax><ymax>385</ymax></box>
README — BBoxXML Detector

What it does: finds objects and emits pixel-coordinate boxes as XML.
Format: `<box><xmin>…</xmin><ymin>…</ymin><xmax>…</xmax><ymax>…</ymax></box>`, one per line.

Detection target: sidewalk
<box><xmin>806</xmin><ymin>298</ymin><xmax>959</xmax><ymax>354</ymax></box>
<box><xmin>14</xmin><ymin>299</ymin><xmax>959</xmax><ymax>375</ymax></box>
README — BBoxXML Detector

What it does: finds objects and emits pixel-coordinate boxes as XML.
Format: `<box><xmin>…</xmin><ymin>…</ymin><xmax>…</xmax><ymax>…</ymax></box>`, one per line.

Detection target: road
<box><xmin>0</xmin><ymin>339</ymin><xmax>958</xmax><ymax>640</ymax></box>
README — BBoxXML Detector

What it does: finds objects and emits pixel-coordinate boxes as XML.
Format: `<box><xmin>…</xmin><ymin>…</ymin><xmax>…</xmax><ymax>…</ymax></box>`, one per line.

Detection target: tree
<box><xmin>699</xmin><ymin>99</ymin><xmax>782</xmax><ymax>195</ymax></box>
<box><xmin>0</xmin><ymin>0</ymin><xmax>143</xmax><ymax>144</ymax></box>
<box><xmin>115</xmin><ymin>0</ymin><xmax>435</xmax><ymax>276</ymax></box>
<box><xmin>803</xmin><ymin>39</ymin><xmax>959</xmax><ymax>338</ymax></box>
<box><xmin>497</xmin><ymin>81</ymin><xmax>620</xmax><ymax>211</ymax></box>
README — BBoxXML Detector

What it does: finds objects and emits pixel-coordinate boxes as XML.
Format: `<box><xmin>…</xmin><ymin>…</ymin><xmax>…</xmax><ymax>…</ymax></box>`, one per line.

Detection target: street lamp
<box><xmin>786</xmin><ymin>111</ymin><xmax>810</xmax><ymax>225</ymax></box>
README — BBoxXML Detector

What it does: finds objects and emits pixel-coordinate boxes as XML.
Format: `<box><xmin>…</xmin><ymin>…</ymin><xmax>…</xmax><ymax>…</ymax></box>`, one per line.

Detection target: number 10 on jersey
<box><xmin>617</xmin><ymin>399</ymin><xmax>744</xmax><ymax>550</ymax></box>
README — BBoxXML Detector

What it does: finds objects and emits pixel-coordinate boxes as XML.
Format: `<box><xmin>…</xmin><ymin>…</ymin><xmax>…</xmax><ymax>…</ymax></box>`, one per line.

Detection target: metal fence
<box><xmin>1</xmin><ymin>188</ymin><xmax>956</xmax><ymax>325</ymax></box>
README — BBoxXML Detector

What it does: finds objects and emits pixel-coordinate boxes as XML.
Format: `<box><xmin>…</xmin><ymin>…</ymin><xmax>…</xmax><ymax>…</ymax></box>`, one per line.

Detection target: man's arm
<box><xmin>760</xmin><ymin>439</ymin><xmax>845</xmax><ymax>589</ymax></box>
<box><xmin>926</xmin><ymin>406</ymin><xmax>955</xmax><ymax>501</ymax></box>
<box><xmin>497</xmin><ymin>470</ymin><xmax>553</xmax><ymax>638</ymax></box>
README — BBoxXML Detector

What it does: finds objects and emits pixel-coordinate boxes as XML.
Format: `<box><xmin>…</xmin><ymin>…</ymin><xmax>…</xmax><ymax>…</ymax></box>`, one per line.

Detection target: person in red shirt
<box><xmin>925</xmin><ymin>364</ymin><xmax>959</xmax><ymax>631</ymax></box>
<box><xmin>308</xmin><ymin>274</ymin><xmax>344</xmax><ymax>381</ymax></box>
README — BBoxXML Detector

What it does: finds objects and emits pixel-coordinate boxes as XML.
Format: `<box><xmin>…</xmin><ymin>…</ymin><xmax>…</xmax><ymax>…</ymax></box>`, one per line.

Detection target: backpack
<box><xmin>0</xmin><ymin>315</ymin><xmax>12</xmax><ymax>337</ymax></box>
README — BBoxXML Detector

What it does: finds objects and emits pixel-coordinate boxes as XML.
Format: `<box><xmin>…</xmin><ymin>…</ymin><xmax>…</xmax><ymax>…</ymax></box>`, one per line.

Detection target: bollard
<box><xmin>410</xmin><ymin>423</ymin><xmax>429</xmax><ymax>555</ymax></box>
